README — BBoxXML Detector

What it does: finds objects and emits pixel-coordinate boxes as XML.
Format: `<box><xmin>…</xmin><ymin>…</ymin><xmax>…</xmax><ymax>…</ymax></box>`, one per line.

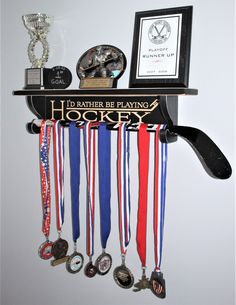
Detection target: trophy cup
<box><xmin>22</xmin><ymin>13</ymin><xmax>52</xmax><ymax>89</ymax></box>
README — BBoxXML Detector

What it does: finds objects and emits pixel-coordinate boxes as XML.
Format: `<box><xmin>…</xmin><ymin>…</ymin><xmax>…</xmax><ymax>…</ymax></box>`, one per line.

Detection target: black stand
<box><xmin>13</xmin><ymin>88</ymin><xmax>232</xmax><ymax>179</ymax></box>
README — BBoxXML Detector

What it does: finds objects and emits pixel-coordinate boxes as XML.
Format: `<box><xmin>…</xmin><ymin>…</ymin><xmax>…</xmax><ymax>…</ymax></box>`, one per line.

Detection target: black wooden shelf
<box><xmin>13</xmin><ymin>87</ymin><xmax>198</xmax><ymax>97</ymax></box>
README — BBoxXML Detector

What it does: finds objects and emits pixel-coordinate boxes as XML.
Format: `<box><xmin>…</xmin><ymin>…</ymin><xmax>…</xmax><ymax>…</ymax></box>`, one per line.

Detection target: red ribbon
<box><xmin>137</xmin><ymin>124</ymin><xmax>150</xmax><ymax>268</ymax></box>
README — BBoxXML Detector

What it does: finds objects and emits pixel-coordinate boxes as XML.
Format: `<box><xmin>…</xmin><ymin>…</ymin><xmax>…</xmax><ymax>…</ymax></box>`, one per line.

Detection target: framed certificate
<box><xmin>129</xmin><ymin>6</ymin><xmax>193</xmax><ymax>88</ymax></box>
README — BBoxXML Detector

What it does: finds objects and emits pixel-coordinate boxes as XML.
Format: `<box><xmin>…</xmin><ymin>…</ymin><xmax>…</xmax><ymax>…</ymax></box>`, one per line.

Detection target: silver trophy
<box><xmin>22</xmin><ymin>13</ymin><xmax>52</xmax><ymax>89</ymax></box>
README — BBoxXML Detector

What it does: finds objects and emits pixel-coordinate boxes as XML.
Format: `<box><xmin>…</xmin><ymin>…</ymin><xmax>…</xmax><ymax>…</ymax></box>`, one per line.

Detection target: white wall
<box><xmin>1</xmin><ymin>0</ymin><xmax>235</xmax><ymax>305</ymax></box>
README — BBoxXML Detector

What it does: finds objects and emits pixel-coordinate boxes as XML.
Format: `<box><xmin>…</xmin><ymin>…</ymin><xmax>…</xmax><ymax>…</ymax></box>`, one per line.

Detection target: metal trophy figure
<box><xmin>22</xmin><ymin>13</ymin><xmax>51</xmax><ymax>89</ymax></box>
<box><xmin>83</xmin><ymin>122</ymin><xmax>98</xmax><ymax>278</ymax></box>
<box><xmin>113</xmin><ymin>123</ymin><xmax>134</xmax><ymax>289</ymax></box>
<box><xmin>76</xmin><ymin>45</ymin><xmax>126</xmax><ymax>88</ymax></box>
<box><xmin>66</xmin><ymin>122</ymin><xmax>84</xmax><ymax>274</ymax></box>
<box><xmin>95</xmin><ymin>123</ymin><xmax>112</xmax><ymax>275</ymax></box>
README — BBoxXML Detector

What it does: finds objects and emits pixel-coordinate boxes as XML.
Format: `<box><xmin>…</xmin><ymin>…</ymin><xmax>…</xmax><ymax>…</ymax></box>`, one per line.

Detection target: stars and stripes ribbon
<box><xmin>117</xmin><ymin>123</ymin><xmax>131</xmax><ymax>256</ymax></box>
<box><xmin>136</xmin><ymin>123</ymin><xmax>150</xmax><ymax>268</ymax></box>
<box><xmin>83</xmin><ymin>122</ymin><xmax>97</xmax><ymax>257</ymax></box>
<box><xmin>69</xmin><ymin>122</ymin><xmax>81</xmax><ymax>243</ymax></box>
<box><xmin>154</xmin><ymin>125</ymin><xmax>168</xmax><ymax>272</ymax></box>
<box><xmin>40</xmin><ymin>120</ymin><xmax>52</xmax><ymax>238</ymax></box>
<box><xmin>53</xmin><ymin>120</ymin><xmax>65</xmax><ymax>234</ymax></box>
<box><xmin>98</xmin><ymin>123</ymin><xmax>111</xmax><ymax>250</ymax></box>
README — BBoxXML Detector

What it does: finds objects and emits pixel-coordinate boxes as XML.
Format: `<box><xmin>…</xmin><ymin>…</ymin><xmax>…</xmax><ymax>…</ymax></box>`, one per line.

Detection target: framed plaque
<box><xmin>129</xmin><ymin>6</ymin><xmax>193</xmax><ymax>88</ymax></box>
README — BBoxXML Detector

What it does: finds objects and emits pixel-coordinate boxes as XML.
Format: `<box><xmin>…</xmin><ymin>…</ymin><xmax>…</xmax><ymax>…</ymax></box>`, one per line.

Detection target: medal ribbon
<box><xmin>154</xmin><ymin>125</ymin><xmax>168</xmax><ymax>271</ymax></box>
<box><xmin>53</xmin><ymin>120</ymin><xmax>65</xmax><ymax>233</ymax></box>
<box><xmin>117</xmin><ymin>123</ymin><xmax>131</xmax><ymax>255</ymax></box>
<box><xmin>40</xmin><ymin>120</ymin><xmax>52</xmax><ymax>238</ymax></box>
<box><xmin>98</xmin><ymin>123</ymin><xmax>111</xmax><ymax>250</ymax></box>
<box><xmin>69</xmin><ymin>122</ymin><xmax>81</xmax><ymax>243</ymax></box>
<box><xmin>137</xmin><ymin>124</ymin><xmax>150</xmax><ymax>268</ymax></box>
<box><xmin>83</xmin><ymin>122</ymin><xmax>97</xmax><ymax>257</ymax></box>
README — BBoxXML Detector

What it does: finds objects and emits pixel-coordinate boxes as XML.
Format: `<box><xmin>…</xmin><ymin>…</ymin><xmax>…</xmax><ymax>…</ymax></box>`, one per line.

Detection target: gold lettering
<box><xmin>51</xmin><ymin>100</ymin><xmax>65</xmax><ymax>120</ymax></box>
<box><xmin>82</xmin><ymin>111</ymin><xmax>97</xmax><ymax>122</ymax></box>
<box><xmin>132</xmin><ymin>112</ymin><xmax>149</xmax><ymax>123</ymax></box>
<box><xmin>66</xmin><ymin>110</ymin><xmax>81</xmax><ymax>121</ymax></box>
<box><xmin>100</xmin><ymin>111</ymin><xmax>116</xmax><ymax>123</ymax></box>
<box><xmin>117</xmin><ymin>112</ymin><xmax>131</xmax><ymax>123</ymax></box>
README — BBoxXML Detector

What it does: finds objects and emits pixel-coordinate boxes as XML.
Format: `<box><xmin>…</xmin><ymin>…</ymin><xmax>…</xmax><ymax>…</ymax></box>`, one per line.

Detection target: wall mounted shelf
<box><xmin>13</xmin><ymin>87</ymin><xmax>232</xmax><ymax>180</ymax></box>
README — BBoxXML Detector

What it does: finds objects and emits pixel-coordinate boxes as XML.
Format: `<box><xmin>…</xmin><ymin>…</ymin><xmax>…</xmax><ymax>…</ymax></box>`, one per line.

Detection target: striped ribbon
<box><xmin>117</xmin><ymin>123</ymin><xmax>131</xmax><ymax>255</ymax></box>
<box><xmin>40</xmin><ymin>120</ymin><xmax>52</xmax><ymax>238</ymax></box>
<box><xmin>53</xmin><ymin>120</ymin><xmax>65</xmax><ymax>233</ymax></box>
<box><xmin>154</xmin><ymin>125</ymin><xmax>168</xmax><ymax>271</ymax></box>
<box><xmin>83</xmin><ymin>122</ymin><xmax>97</xmax><ymax>257</ymax></box>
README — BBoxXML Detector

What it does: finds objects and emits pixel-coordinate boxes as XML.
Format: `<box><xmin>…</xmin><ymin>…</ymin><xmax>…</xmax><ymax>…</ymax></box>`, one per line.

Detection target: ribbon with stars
<box><xmin>40</xmin><ymin>120</ymin><xmax>52</xmax><ymax>239</ymax></box>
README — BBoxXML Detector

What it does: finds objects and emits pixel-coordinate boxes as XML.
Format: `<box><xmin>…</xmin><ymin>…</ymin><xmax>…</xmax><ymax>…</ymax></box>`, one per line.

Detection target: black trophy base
<box><xmin>24</xmin><ymin>68</ymin><xmax>50</xmax><ymax>89</ymax></box>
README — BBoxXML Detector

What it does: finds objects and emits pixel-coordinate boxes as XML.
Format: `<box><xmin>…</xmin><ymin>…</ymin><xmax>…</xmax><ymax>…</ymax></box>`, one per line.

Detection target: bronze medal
<box><xmin>95</xmin><ymin>252</ymin><xmax>112</xmax><ymax>276</ymax></box>
<box><xmin>84</xmin><ymin>261</ymin><xmax>97</xmax><ymax>278</ymax></box>
<box><xmin>51</xmin><ymin>238</ymin><xmax>69</xmax><ymax>259</ymax></box>
<box><xmin>113</xmin><ymin>265</ymin><xmax>134</xmax><ymax>289</ymax></box>
<box><xmin>150</xmin><ymin>271</ymin><xmax>166</xmax><ymax>299</ymax></box>
<box><xmin>66</xmin><ymin>251</ymin><xmax>84</xmax><ymax>274</ymax></box>
<box><xmin>38</xmin><ymin>241</ymin><xmax>53</xmax><ymax>260</ymax></box>
<box><xmin>133</xmin><ymin>274</ymin><xmax>151</xmax><ymax>292</ymax></box>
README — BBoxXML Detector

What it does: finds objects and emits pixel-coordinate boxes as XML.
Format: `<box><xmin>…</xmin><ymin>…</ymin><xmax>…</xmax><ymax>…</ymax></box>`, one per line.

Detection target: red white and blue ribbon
<box><xmin>53</xmin><ymin>120</ymin><xmax>65</xmax><ymax>234</ymax></box>
<box><xmin>117</xmin><ymin>123</ymin><xmax>131</xmax><ymax>256</ymax></box>
<box><xmin>40</xmin><ymin>120</ymin><xmax>52</xmax><ymax>239</ymax></box>
<box><xmin>83</xmin><ymin>122</ymin><xmax>97</xmax><ymax>257</ymax></box>
<box><xmin>154</xmin><ymin>125</ymin><xmax>168</xmax><ymax>272</ymax></box>
<box><xmin>136</xmin><ymin>123</ymin><xmax>150</xmax><ymax>268</ymax></box>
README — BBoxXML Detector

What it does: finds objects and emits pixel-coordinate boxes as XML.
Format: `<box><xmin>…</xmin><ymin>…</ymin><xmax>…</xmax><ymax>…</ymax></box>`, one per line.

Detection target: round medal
<box><xmin>113</xmin><ymin>265</ymin><xmax>134</xmax><ymax>289</ymax></box>
<box><xmin>95</xmin><ymin>252</ymin><xmax>112</xmax><ymax>276</ymax></box>
<box><xmin>84</xmin><ymin>262</ymin><xmax>97</xmax><ymax>278</ymax></box>
<box><xmin>66</xmin><ymin>252</ymin><xmax>84</xmax><ymax>274</ymax></box>
<box><xmin>38</xmin><ymin>241</ymin><xmax>53</xmax><ymax>260</ymax></box>
<box><xmin>51</xmin><ymin>238</ymin><xmax>69</xmax><ymax>259</ymax></box>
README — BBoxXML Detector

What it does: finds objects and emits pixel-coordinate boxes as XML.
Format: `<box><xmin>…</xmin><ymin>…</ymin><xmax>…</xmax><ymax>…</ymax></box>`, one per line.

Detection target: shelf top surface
<box><xmin>13</xmin><ymin>87</ymin><xmax>198</xmax><ymax>97</ymax></box>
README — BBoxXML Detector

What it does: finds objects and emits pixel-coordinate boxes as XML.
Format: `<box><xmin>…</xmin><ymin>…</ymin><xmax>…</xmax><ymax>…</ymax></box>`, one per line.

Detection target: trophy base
<box><xmin>24</xmin><ymin>68</ymin><xmax>50</xmax><ymax>89</ymax></box>
<box><xmin>79</xmin><ymin>77</ymin><xmax>117</xmax><ymax>89</ymax></box>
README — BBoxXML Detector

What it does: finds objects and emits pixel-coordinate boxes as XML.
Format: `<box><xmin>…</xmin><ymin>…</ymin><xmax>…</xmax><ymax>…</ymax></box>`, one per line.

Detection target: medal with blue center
<box><xmin>113</xmin><ymin>123</ymin><xmax>134</xmax><ymax>289</ymax></box>
<box><xmin>95</xmin><ymin>123</ymin><xmax>112</xmax><ymax>276</ymax></box>
<box><xmin>51</xmin><ymin>121</ymin><xmax>69</xmax><ymax>266</ymax></box>
<box><xmin>66</xmin><ymin>122</ymin><xmax>84</xmax><ymax>274</ymax></box>
<box><xmin>83</xmin><ymin>122</ymin><xmax>98</xmax><ymax>277</ymax></box>
<box><xmin>38</xmin><ymin>120</ymin><xmax>53</xmax><ymax>260</ymax></box>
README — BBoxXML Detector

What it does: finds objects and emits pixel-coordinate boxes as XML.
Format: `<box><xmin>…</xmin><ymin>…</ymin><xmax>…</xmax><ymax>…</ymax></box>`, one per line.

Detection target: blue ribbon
<box><xmin>69</xmin><ymin>122</ymin><xmax>81</xmax><ymax>243</ymax></box>
<box><xmin>98</xmin><ymin>123</ymin><xmax>111</xmax><ymax>249</ymax></box>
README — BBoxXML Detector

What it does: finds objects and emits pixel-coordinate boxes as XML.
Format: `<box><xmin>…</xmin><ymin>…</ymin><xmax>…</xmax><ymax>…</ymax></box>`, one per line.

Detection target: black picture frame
<box><xmin>129</xmin><ymin>6</ymin><xmax>193</xmax><ymax>88</ymax></box>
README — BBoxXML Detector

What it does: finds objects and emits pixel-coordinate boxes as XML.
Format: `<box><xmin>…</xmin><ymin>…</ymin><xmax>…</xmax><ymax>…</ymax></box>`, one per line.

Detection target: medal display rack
<box><xmin>13</xmin><ymin>87</ymin><xmax>232</xmax><ymax>180</ymax></box>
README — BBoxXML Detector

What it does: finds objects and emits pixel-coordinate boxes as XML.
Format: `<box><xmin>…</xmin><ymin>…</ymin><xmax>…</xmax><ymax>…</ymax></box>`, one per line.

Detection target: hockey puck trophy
<box><xmin>76</xmin><ymin>44</ymin><xmax>126</xmax><ymax>88</ymax></box>
<box><xmin>22</xmin><ymin>13</ymin><xmax>52</xmax><ymax>89</ymax></box>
